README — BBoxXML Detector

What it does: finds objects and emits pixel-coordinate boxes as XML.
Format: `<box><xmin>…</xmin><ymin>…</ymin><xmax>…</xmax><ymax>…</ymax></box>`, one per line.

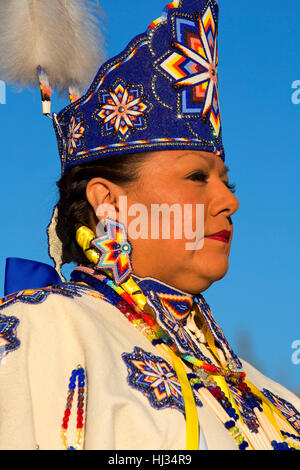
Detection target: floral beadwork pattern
<box><xmin>155</xmin><ymin>0</ymin><xmax>221</xmax><ymax>136</ymax></box>
<box><xmin>93</xmin><ymin>79</ymin><xmax>153</xmax><ymax>140</ymax></box>
<box><xmin>262</xmin><ymin>388</ymin><xmax>300</xmax><ymax>434</ymax></box>
<box><xmin>122</xmin><ymin>346</ymin><xmax>202</xmax><ymax>415</ymax></box>
<box><xmin>0</xmin><ymin>313</ymin><xmax>20</xmax><ymax>361</ymax></box>
<box><xmin>67</xmin><ymin>115</ymin><xmax>87</xmax><ymax>156</ymax></box>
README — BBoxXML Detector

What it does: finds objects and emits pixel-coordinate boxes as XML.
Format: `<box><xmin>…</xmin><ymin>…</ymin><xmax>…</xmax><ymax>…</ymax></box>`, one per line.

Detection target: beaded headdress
<box><xmin>0</xmin><ymin>0</ymin><xmax>225</xmax><ymax>279</ymax></box>
<box><xmin>53</xmin><ymin>0</ymin><xmax>225</xmax><ymax>175</ymax></box>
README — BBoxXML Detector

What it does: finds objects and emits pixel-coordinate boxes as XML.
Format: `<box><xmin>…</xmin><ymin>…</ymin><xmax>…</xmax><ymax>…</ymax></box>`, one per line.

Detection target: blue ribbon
<box><xmin>4</xmin><ymin>257</ymin><xmax>62</xmax><ymax>296</ymax></box>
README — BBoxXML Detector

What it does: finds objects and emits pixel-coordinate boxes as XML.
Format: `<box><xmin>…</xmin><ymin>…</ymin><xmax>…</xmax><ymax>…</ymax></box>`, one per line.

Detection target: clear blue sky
<box><xmin>0</xmin><ymin>0</ymin><xmax>299</xmax><ymax>393</ymax></box>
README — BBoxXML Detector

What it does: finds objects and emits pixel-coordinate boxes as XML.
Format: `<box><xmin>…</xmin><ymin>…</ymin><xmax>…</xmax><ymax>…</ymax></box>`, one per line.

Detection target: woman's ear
<box><xmin>86</xmin><ymin>177</ymin><xmax>126</xmax><ymax>223</ymax></box>
<box><xmin>86</xmin><ymin>177</ymin><xmax>111</xmax><ymax>213</ymax></box>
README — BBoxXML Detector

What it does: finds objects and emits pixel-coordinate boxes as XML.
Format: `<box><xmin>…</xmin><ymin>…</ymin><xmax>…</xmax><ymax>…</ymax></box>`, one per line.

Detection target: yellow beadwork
<box><xmin>60</xmin><ymin>430</ymin><xmax>68</xmax><ymax>450</ymax></box>
<box><xmin>287</xmin><ymin>441</ymin><xmax>300</xmax><ymax>450</ymax></box>
<box><xmin>75</xmin><ymin>224</ymin><xmax>299</xmax><ymax>450</ymax></box>
<box><xmin>76</xmin><ymin>226</ymin><xmax>99</xmax><ymax>265</ymax></box>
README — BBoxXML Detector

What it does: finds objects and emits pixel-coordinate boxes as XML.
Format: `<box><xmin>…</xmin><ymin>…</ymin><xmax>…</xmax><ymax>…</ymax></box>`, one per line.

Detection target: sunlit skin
<box><xmin>86</xmin><ymin>150</ymin><xmax>239</xmax><ymax>294</ymax></box>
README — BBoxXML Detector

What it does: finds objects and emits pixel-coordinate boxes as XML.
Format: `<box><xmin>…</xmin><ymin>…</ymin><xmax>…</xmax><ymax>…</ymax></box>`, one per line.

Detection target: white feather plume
<box><xmin>0</xmin><ymin>0</ymin><xmax>106</xmax><ymax>93</ymax></box>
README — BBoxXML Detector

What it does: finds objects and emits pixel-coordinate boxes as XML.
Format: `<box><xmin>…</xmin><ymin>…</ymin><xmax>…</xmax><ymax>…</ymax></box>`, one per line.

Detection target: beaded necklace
<box><xmin>71</xmin><ymin>268</ymin><xmax>300</xmax><ymax>451</ymax></box>
<box><xmin>73</xmin><ymin>227</ymin><xmax>300</xmax><ymax>450</ymax></box>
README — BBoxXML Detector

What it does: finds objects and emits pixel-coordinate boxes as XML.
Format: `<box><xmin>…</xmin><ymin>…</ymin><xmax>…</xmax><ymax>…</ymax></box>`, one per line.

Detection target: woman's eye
<box><xmin>187</xmin><ymin>172</ymin><xmax>237</xmax><ymax>194</ymax></box>
<box><xmin>187</xmin><ymin>171</ymin><xmax>208</xmax><ymax>182</ymax></box>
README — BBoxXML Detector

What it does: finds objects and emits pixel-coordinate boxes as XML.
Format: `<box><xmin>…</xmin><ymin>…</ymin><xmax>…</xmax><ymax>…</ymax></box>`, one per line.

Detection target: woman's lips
<box><xmin>206</xmin><ymin>230</ymin><xmax>231</xmax><ymax>243</ymax></box>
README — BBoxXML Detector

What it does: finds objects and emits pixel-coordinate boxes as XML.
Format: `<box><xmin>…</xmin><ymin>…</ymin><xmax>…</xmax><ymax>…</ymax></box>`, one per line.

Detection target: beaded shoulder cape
<box><xmin>68</xmin><ymin>266</ymin><xmax>300</xmax><ymax>451</ymax></box>
<box><xmin>1</xmin><ymin>263</ymin><xmax>300</xmax><ymax>450</ymax></box>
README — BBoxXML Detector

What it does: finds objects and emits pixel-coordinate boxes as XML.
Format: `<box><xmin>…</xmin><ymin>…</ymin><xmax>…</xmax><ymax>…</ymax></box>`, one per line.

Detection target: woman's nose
<box><xmin>209</xmin><ymin>183</ymin><xmax>240</xmax><ymax>218</ymax></box>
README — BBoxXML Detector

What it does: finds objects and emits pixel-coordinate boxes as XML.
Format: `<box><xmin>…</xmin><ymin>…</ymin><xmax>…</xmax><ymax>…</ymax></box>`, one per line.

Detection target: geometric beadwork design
<box><xmin>146</xmin><ymin>290</ymin><xmax>209</xmax><ymax>362</ymax></box>
<box><xmin>195</xmin><ymin>295</ymin><xmax>243</xmax><ymax>370</ymax></box>
<box><xmin>93</xmin><ymin>79</ymin><xmax>153</xmax><ymax>141</ymax></box>
<box><xmin>91</xmin><ymin>217</ymin><xmax>133</xmax><ymax>285</ymax></box>
<box><xmin>0</xmin><ymin>313</ymin><xmax>20</xmax><ymax>361</ymax></box>
<box><xmin>122</xmin><ymin>346</ymin><xmax>202</xmax><ymax>415</ymax></box>
<box><xmin>0</xmin><ymin>282</ymin><xmax>110</xmax><ymax>312</ymax></box>
<box><xmin>53</xmin><ymin>0</ymin><xmax>225</xmax><ymax>175</ymax></box>
<box><xmin>132</xmin><ymin>274</ymin><xmax>242</xmax><ymax>367</ymax></box>
<box><xmin>156</xmin><ymin>0</ymin><xmax>221</xmax><ymax>136</ymax></box>
<box><xmin>132</xmin><ymin>275</ymin><xmax>194</xmax><ymax>322</ymax></box>
<box><xmin>262</xmin><ymin>388</ymin><xmax>300</xmax><ymax>434</ymax></box>
<box><xmin>158</xmin><ymin>292</ymin><xmax>193</xmax><ymax>321</ymax></box>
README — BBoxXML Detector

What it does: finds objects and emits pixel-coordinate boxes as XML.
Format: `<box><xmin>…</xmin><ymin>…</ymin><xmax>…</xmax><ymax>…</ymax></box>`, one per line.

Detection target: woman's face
<box><xmin>123</xmin><ymin>150</ymin><xmax>239</xmax><ymax>294</ymax></box>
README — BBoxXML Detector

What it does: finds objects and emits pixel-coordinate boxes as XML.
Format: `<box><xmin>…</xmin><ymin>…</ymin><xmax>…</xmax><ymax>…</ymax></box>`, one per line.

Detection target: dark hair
<box><xmin>56</xmin><ymin>153</ymin><xmax>150</xmax><ymax>265</ymax></box>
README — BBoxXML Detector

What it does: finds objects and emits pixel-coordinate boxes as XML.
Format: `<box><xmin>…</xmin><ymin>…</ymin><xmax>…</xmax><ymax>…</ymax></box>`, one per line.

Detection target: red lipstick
<box><xmin>206</xmin><ymin>230</ymin><xmax>231</xmax><ymax>243</ymax></box>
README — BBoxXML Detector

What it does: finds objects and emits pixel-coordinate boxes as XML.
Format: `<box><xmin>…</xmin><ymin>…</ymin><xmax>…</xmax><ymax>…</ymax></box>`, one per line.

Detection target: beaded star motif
<box><xmin>91</xmin><ymin>218</ymin><xmax>133</xmax><ymax>285</ymax></box>
<box><xmin>155</xmin><ymin>0</ymin><xmax>221</xmax><ymax>137</ymax></box>
<box><xmin>122</xmin><ymin>346</ymin><xmax>202</xmax><ymax>415</ymax></box>
<box><xmin>93</xmin><ymin>79</ymin><xmax>153</xmax><ymax>140</ymax></box>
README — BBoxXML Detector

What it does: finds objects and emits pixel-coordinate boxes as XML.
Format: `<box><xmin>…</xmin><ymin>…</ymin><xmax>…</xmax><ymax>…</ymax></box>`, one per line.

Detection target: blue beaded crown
<box><xmin>53</xmin><ymin>0</ymin><xmax>225</xmax><ymax>175</ymax></box>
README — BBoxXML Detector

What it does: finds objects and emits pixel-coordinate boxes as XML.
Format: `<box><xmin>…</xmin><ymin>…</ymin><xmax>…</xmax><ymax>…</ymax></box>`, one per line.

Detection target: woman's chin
<box><xmin>209</xmin><ymin>260</ymin><xmax>229</xmax><ymax>282</ymax></box>
<box><xmin>198</xmin><ymin>254</ymin><xmax>230</xmax><ymax>284</ymax></box>
<box><xmin>173</xmin><ymin>256</ymin><xmax>229</xmax><ymax>294</ymax></box>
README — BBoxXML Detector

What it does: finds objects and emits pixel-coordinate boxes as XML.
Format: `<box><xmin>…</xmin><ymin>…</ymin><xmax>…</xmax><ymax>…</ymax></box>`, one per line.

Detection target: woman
<box><xmin>0</xmin><ymin>0</ymin><xmax>299</xmax><ymax>450</ymax></box>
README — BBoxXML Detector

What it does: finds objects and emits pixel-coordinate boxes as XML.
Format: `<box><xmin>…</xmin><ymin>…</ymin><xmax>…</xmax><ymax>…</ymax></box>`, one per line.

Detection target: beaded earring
<box><xmin>76</xmin><ymin>217</ymin><xmax>133</xmax><ymax>285</ymax></box>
